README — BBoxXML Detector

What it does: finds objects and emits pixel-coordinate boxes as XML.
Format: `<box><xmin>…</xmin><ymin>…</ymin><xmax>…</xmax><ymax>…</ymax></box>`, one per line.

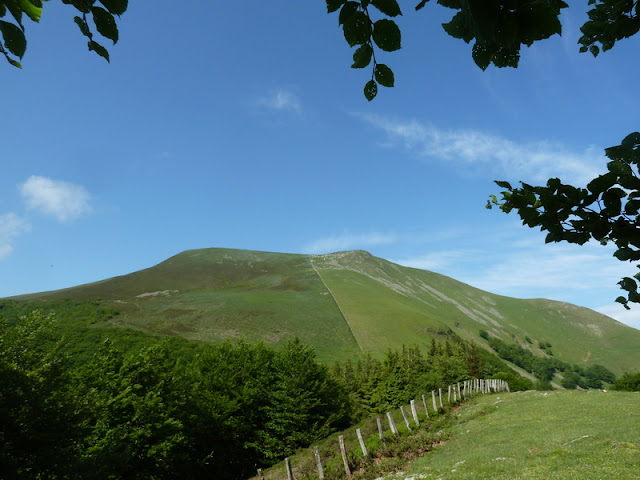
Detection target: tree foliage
<box><xmin>0</xmin><ymin>0</ymin><xmax>127</xmax><ymax>67</ymax></box>
<box><xmin>0</xmin><ymin>311</ymin><xmax>350</xmax><ymax>479</ymax></box>
<box><xmin>327</xmin><ymin>0</ymin><xmax>638</xmax><ymax>100</ymax></box>
<box><xmin>488</xmin><ymin>133</ymin><xmax>640</xmax><ymax>307</ymax></box>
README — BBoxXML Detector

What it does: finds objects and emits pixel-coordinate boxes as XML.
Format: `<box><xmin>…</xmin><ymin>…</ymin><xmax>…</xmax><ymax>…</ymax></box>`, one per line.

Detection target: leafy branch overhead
<box><xmin>328</xmin><ymin>0</ymin><xmax>640</xmax><ymax>100</ymax></box>
<box><xmin>0</xmin><ymin>0</ymin><xmax>127</xmax><ymax>67</ymax></box>
<box><xmin>327</xmin><ymin>0</ymin><xmax>402</xmax><ymax>101</ymax></box>
<box><xmin>487</xmin><ymin>133</ymin><xmax>640</xmax><ymax>308</ymax></box>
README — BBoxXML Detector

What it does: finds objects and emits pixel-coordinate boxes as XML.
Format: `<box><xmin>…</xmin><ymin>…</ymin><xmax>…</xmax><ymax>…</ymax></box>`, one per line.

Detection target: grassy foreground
<box><xmin>259</xmin><ymin>389</ymin><xmax>639</xmax><ymax>480</ymax></box>
<box><xmin>405</xmin><ymin>389</ymin><xmax>640</xmax><ymax>479</ymax></box>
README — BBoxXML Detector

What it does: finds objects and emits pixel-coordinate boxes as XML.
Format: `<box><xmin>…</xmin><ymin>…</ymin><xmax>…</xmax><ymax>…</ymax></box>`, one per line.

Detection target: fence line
<box><xmin>264</xmin><ymin>378</ymin><xmax>510</xmax><ymax>480</ymax></box>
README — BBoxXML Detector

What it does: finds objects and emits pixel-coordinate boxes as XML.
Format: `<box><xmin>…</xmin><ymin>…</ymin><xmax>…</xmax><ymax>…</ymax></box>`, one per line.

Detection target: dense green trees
<box><xmin>331</xmin><ymin>335</ymin><xmax>524</xmax><ymax>418</ymax></box>
<box><xmin>484</xmin><ymin>333</ymin><xmax>616</xmax><ymax>389</ymax></box>
<box><xmin>0</xmin><ymin>310</ymin><xmax>349</xmax><ymax>479</ymax></box>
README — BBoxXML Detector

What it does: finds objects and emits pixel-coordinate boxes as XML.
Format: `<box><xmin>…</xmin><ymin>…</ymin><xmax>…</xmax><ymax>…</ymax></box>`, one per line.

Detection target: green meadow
<box><xmin>407</xmin><ymin>390</ymin><xmax>640</xmax><ymax>479</ymax></box>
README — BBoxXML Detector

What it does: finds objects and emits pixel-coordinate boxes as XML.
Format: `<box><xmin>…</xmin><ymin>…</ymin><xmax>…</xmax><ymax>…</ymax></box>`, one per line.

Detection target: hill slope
<box><xmin>404</xmin><ymin>390</ymin><xmax>640</xmax><ymax>479</ymax></box>
<box><xmin>11</xmin><ymin>248</ymin><xmax>640</xmax><ymax>370</ymax></box>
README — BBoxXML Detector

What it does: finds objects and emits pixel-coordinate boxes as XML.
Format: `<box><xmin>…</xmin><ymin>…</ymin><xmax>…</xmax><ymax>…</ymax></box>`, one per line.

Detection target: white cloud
<box><xmin>0</xmin><ymin>213</ymin><xmax>30</xmax><ymax>260</ymax></box>
<box><xmin>357</xmin><ymin>114</ymin><xmax>605</xmax><ymax>185</ymax></box>
<box><xmin>393</xmin><ymin>249</ymin><xmax>482</xmax><ymax>272</ymax></box>
<box><xmin>20</xmin><ymin>175</ymin><xmax>91</xmax><ymax>222</ymax></box>
<box><xmin>304</xmin><ymin>231</ymin><xmax>397</xmax><ymax>254</ymax></box>
<box><xmin>258</xmin><ymin>89</ymin><xmax>302</xmax><ymax>113</ymax></box>
<box><xmin>595</xmin><ymin>304</ymin><xmax>640</xmax><ymax>331</ymax></box>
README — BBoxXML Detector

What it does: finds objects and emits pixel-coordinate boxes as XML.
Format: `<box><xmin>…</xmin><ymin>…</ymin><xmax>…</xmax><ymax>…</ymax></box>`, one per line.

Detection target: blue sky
<box><xmin>2</xmin><ymin>1</ymin><xmax>640</xmax><ymax>329</ymax></box>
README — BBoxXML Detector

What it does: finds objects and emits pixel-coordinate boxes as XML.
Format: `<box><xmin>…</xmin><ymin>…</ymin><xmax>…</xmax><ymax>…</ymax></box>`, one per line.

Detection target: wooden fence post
<box><xmin>386</xmin><ymin>412</ymin><xmax>399</xmax><ymax>436</ymax></box>
<box><xmin>448</xmin><ymin>384</ymin><xmax>452</xmax><ymax>403</ymax></box>
<box><xmin>453</xmin><ymin>385</ymin><xmax>457</xmax><ymax>403</ymax></box>
<box><xmin>410</xmin><ymin>399</ymin><xmax>420</xmax><ymax>427</ymax></box>
<box><xmin>313</xmin><ymin>446</ymin><xmax>324</xmax><ymax>480</ymax></box>
<box><xmin>457</xmin><ymin>382</ymin><xmax>462</xmax><ymax>400</ymax></box>
<box><xmin>421</xmin><ymin>394</ymin><xmax>430</xmax><ymax>418</ymax></box>
<box><xmin>438</xmin><ymin>388</ymin><xmax>444</xmax><ymax>409</ymax></box>
<box><xmin>339</xmin><ymin>435</ymin><xmax>352</xmax><ymax>477</ymax></box>
<box><xmin>400</xmin><ymin>405</ymin><xmax>412</xmax><ymax>432</ymax></box>
<box><xmin>356</xmin><ymin>428</ymin><xmax>368</xmax><ymax>457</ymax></box>
<box><xmin>431</xmin><ymin>390</ymin><xmax>437</xmax><ymax>412</ymax></box>
<box><xmin>257</xmin><ymin>468</ymin><xmax>264</xmax><ymax>480</ymax></box>
<box><xmin>377</xmin><ymin>417</ymin><xmax>387</xmax><ymax>448</ymax></box>
<box><xmin>285</xmin><ymin>457</ymin><xmax>294</xmax><ymax>480</ymax></box>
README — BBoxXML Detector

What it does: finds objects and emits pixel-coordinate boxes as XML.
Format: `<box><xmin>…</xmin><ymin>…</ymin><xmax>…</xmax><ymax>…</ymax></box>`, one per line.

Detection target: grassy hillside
<box><xmin>10</xmin><ymin>247</ymin><xmax>640</xmax><ymax>370</ymax></box>
<box><xmin>405</xmin><ymin>390</ymin><xmax>640</xmax><ymax>479</ymax></box>
<box><xmin>261</xmin><ymin>389</ymin><xmax>640</xmax><ymax>480</ymax></box>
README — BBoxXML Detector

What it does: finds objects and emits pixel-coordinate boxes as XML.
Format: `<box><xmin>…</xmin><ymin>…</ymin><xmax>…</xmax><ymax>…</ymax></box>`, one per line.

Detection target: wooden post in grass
<box><xmin>386</xmin><ymin>412</ymin><xmax>399</xmax><ymax>436</ymax></box>
<box><xmin>285</xmin><ymin>457</ymin><xmax>294</xmax><ymax>480</ymax></box>
<box><xmin>439</xmin><ymin>388</ymin><xmax>444</xmax><ymax>409</ymax></box>
<box><xmin>377</xmin><ymin>417</ymin><xmax>387</xmax><ymax>448</ymax></box>
<box><xmin>431</xmin><ymin>390</ymin><xmax>437</xmax><ymax>412</ymax></box>
<box><xmin>400</xmin><ymin>405</ymin><xmax>412</xmax><ymax>432</ymax></box>
<box><xmin>339</xmin><ymin>435</ymin><xmax>352</xmax><ymax>477</ymax></box>
<box><xmin>453</xmin><ymin>385</ymin><xmax>457</xmax><ymax>403</ymax></box>
<box><xmin>457</xmin><ymin>382</ymin><xmax>462</xmax><ymax>400</ymax></box>
<box><xmin>410</xmin><ymin>399</ymin><xmax>420</xmax><ymax>427</ymax></box>
<box><xmin>313</xmin><ymin>446</ymin><xmax>324</xmax><ymax>480</ymax></box>
<box><xmin>257</xmin><ymin>468</ymin><xmax>264</xmax><ymax>480</ymax></box>
<box><xmin>356</xmin><ymin>428</ymin><xmax>368</xmax><ymax>457</ymax></box>
<box><xmin>421</xmin><ymin>394</ymin><xmax>430</xmax><ymax>418</ymax></box>
<box><xmin>448</xmin><ymin>384</ymin><xmax>452</xmax><ymax>403</ymax></box>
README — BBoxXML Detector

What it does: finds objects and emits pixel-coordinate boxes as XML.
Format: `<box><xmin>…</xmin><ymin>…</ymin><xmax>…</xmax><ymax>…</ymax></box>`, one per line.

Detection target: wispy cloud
<box><xmin>392</xmin><ymin>249</ymin><xmax>482</xmax><ymax>272</ymax></box>
<box><xmin>258</xmin><ymin>89</ymin><xmax>302</xmax><ymax>113</ymax></box>
<box><xmin>595</xmin><ymin>304</ymin><xmax>640</xmax><ymax>331</ymax></box>
<box><xmin>357</xmin><ymin>114</ymin><xmax>604</xmax><ymax>185</ymax></box>
<box><xmin>0</xmin><ymin>213</ymin><xmax>30</xmax><ymax>260</ymax></box>
<box><xmin>304</xmin><ymin>231</ymin><xmax>397</xmax><ymax>254</ymax></box>
<box><xmin>20</xmin><ymin>175</ymin><xmax>91</xmax><ymax>222</ymax></box>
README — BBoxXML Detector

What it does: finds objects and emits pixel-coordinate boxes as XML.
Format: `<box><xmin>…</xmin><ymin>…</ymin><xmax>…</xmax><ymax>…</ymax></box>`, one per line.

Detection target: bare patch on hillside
<box><xmin>136</xmin><ymin>289</ymin><xmax>178</xmax><ymax>298</ymax></box>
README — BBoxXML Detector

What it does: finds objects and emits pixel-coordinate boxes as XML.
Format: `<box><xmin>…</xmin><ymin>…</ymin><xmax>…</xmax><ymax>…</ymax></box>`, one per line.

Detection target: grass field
<box><xmin>405</xmin><ymin>390</ymin><xmax>640</xmax><ymax>479</ymax></box>
<box><xmin>258</xmin><ymin>389</ymin><xmax>640</xmax><ymax>480</ymax></box>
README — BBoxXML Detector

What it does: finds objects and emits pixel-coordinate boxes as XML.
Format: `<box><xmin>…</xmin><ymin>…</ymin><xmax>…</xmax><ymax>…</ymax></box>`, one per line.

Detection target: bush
<box><xmin>479</xmin><ymin>329</ymin><xmax>489</xmax><ymax>340</ymax></box>
<box><xmin>612</xmin><ymin>372</ymin><xmax>640</xmax><ymax>391</ymax></box>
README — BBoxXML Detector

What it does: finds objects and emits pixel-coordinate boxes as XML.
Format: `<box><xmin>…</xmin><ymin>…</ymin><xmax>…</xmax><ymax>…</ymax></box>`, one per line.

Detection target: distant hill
<box><xmin>11</xmin><ymin>248</ymin><xmax>640</xmax><ymax>371</ymax></box>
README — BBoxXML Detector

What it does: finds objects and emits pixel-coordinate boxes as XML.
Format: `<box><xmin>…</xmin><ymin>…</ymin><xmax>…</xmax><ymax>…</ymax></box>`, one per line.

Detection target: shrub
<box><xmin>612</xmin><ymin>372</ymin><xmax>640</xmax><ymax>391</ymax></box>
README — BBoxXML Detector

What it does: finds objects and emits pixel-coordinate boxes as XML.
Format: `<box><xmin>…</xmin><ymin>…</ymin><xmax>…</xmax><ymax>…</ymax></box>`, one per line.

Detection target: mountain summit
<box><xmin>13</xmin><ymin>248</ymin><xmax>640</xmax><ymax>371</ymax></box>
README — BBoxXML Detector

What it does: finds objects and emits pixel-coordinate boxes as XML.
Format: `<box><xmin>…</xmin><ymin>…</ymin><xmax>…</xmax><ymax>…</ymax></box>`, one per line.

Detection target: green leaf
<box><xmin>351</xmin><ymin>43</ymin><xmax>372</xmax><ymax>68</ymax></box>
<box><xmin>74</xmin><ymin>16</ymin><xmax>91</xmax><ymax>38</ymax></box>
<box><xmin>371</xmin><ymin>0</ymin><xmax>402</xmax><ymax>17</ymax></box>
<box><xmin>0</xmin><ymin>20</ymin><xmax>26</xmax><ymax>57</ymax></box>
<box><xmin>88</xmin><ymin>40</ymin><xmax>110</xmax><ymax>62</ymax></box>
<box><xmin>364</xmin><ymin>79</ymin><xmax>377</xmax><ymax>101</ymax></box>
<box><xmin>619</xmin><ymin>277</ymin><xmax>637</xmax><ymax>292</ymax></box>
<box><xmin>15</xmin><ymin>0</ymin><xmax>42</xmax><ymax>22</ymax></box>
<box><xmin>495</xmin><ymin>180</ymin><xmax>512</xmax><ymax>189</ymax></box>
<box><xmin>339</xmin><ymin>1</ymin><xmax>359</xmax><ymax>25</ymax></box>
<box><xmin>8</xmin><ymin>57</ymin><xmax>22</xmax><ymax>68</ymax></box>
<box><xmin>374</xmin><ymin>63</ymin><xmax>394</xmax><ymax>87</ymax></box>
<box><xmin>372</xmin><ymin>19</ymin><xmax>401</xmax><ymax>51</ymax></box>
<box><xmin>327</xmin><ymin>0</ymin><xmax>346</xmax><ymax>13</ymax></box>
<box><xmin>343</xmin><ymin>10</ymin><xmax>371</xmax><ymax>47</ymax></box>
<box><xmin>99</xmin><ymin>0</ymin><xmax>128</xmax><ymax>16</ymax></box>
<box><xmin>91</xmin><ymin>6</ymin><xmax>118</xmax><ymax>43</ymax></box>
<box><xmin>472</xmin><ymin>42</ymin><xmax>492</xmax><ymax>70</ymax></box>
<box><xmin>587</xmin><ymin>172</ymin><xmax>616</xmax><ymax>194</ymax></box>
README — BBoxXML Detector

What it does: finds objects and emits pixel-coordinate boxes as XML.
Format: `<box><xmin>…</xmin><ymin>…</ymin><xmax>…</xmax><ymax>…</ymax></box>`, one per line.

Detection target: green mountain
<box><xmin>12</xmin><ymin>248</ymin><xmax>640</xmax><ymax>371</ymax></box>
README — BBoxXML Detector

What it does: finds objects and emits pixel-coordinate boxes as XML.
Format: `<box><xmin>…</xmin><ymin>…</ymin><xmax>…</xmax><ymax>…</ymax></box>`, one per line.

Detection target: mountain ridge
<box><xmin>8</xmin><ymin>247</ymin><xmax>640</xmax><ymax>371</ymax></box>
